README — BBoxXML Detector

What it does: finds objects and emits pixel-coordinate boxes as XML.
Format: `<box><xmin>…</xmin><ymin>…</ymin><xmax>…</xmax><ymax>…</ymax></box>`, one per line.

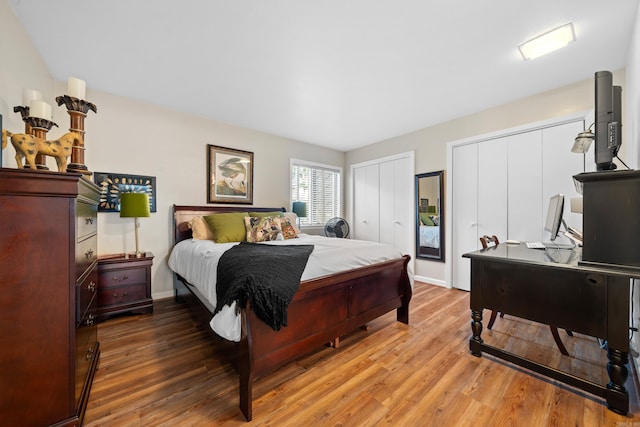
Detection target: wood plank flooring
<box><xmin>84</xmin><ymin>282</ymin><xmax>640</xmax><ymax>426</ymax></box>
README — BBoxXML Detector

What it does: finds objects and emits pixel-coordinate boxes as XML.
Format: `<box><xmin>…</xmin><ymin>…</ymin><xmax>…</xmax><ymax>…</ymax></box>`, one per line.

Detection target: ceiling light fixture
<box><xmin>518</xmin><ymin>22</ymin><xmax>575</xmax><ymax>60</ymax></box>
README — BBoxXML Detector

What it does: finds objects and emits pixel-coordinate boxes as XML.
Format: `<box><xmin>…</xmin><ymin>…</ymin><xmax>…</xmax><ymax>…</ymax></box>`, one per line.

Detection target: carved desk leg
<box><xmin>606</xmin><ymin>348</ymin><xmax>629</xmax><ymax>415</ymax></box>
<box><xmin>469</xmin><ymin>309</ymin><xmax>483</xmax><ymax>357</ymax></box>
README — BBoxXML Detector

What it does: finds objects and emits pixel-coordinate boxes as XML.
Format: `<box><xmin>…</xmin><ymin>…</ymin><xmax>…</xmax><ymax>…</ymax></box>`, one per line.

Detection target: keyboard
<box><xmin>526</xmin><ymin>242</ymin><xmax>546</xmax><ymax>249</ymax></box>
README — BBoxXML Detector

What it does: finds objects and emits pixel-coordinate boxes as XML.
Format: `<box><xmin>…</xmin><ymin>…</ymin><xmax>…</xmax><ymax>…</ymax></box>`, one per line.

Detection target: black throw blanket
<box><xmin>215</xmin><ymin>242</ymin><xmax>314</xmax><ymax>331</ymax></box>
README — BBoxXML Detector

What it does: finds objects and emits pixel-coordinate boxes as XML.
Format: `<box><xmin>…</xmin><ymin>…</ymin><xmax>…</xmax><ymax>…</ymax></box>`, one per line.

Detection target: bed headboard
<box><xmin>173</xmin><ymin>205</ymin><xmax>286</xmax><ymax>244</ymax></box>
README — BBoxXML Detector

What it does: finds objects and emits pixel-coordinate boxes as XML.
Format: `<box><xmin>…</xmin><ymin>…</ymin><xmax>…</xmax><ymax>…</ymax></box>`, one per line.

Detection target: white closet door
<box><xmin>353</xmin><ymin>164</ymin><xmax>380</xmax><ymax>242</ymax></box>
<box><xmin>392</xmin><ymin>156</ymin><xmax>413</xmax><ymax>255</ymax></box>
<box><xmin>477</xmin><ymin>137</ymin><xmax>508</xmax><ymax>241</ymax></box>
<box><xmin>379</xmin><ymin>160</ymin><xmax>395</xmax><ymax>247</ymax></box>
<box><xmin>452</xmin><ymin>143</ymin><xmax>478</xmax><ymax>291</ymax></box>
<box><xmin>542</xmin><ymin>121</ymin><xmax>585</xmax><ymax>239</ymax></box>
<box><xmin>507</xmin><ymin>131</ymin><xmax>543</xmax><ymax>241</ymax></box>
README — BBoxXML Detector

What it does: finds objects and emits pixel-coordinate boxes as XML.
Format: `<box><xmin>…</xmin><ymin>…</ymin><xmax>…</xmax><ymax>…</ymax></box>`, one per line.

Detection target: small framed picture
<box><xmin>207</xmin><ymin>145</ymin><xmax>253</xmax><ymax>204</ymax></box>
<box><xmin>93</xmin><ymin>172</ymin><xmax>156</xmax><ymax>212</ymax></box>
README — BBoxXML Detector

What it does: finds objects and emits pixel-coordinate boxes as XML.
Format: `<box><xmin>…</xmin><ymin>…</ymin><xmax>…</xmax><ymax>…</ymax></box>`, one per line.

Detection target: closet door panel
<box><xmin>452</xmin><ymin>143</ymin><xmax>478</xmax><ymax>291</ymax></box>
<box><xmin>353</xmin><ymin>164</ymin><xmax>379</xmax><ymax>242</ymax></box>
<box><xmin>392</xmin><ymin>156</ymin><xmax>413</xmax><ymax>256</ymax></box>
<box><xmin>542</xmin><ymin>121</ymin><xmax>585</xmax><ymax>238</ymax></box>
<box><xmin>477</xmin><ymin>137</ymin><xmax>508</xmax><ymax>241</ymax></box>
<box><xmin>507</xmin><ymin>131</ymin><xmax>543</xmax><ymax>241</ymax></box>
<box><xmin>379</xmin><ymin>160</ymin><xmax>395</xmax><ymax>247</ymax></box>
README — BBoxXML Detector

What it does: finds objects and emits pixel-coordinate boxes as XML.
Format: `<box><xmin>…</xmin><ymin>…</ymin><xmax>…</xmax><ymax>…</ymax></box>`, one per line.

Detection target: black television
<box><xmin>594</xmin><ymin>70</ymin><xmax>622</xmax><ymax>171</ymax></box>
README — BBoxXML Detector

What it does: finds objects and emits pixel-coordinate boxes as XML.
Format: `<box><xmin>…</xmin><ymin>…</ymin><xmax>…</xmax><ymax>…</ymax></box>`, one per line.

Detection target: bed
<box><xmin>419</xmin><ymin>224</ymin><xmax>440</xmax><ymax>248</ymax></box>
<box><xmin>169</xmin><ymin>205</ymin><xmax>412</xmax><ymax>421</ymax></box>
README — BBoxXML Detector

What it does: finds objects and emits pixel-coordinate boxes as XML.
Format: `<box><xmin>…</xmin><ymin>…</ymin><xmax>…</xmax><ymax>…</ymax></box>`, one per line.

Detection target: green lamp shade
<box><xmin>292</xmin><ymin>201</ymin><xmax>307</xmax><ymax>218</ymax></box>
<box><xmin>120</xmin><ymin>192</ymin><xmax>151</xmax><ymax>218</ymax></box>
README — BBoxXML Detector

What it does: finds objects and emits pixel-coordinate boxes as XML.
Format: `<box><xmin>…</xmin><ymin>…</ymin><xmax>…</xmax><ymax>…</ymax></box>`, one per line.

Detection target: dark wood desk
<box><xmin>463</xmin><ymin>244</ymin><xmax>637</xmax><ymax>415</ymax></box>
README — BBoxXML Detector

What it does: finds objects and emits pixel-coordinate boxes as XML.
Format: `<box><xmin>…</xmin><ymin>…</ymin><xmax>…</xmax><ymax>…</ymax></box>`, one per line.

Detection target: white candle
<box><xmin>22</xmin><ymin>89</ymin><xmax>41</xmax><ymax>107</ymax></box>
<box><xmin>68</xmin><ymin>77</ymin><xmax>86</xmax><ymax>99</ymax></box>
<box><xmin>30</xmin><ymin>100</ymin><xmax>51</xmax><ymax>120</ymax></box>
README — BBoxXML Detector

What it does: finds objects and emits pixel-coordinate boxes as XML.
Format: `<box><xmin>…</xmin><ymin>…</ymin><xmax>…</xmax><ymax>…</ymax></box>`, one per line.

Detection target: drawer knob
<box><xmin>112</xmin><ymin>274</ymin><xmax>129</xmax><ymax>281</ymax></box>
<box><xmin>85</xmin><ymin>217</ymin><xmax>94</xmax><ymax>225</ymax></box>
<box><xmin>88</xmin><ymin>281</ymin><xmax>96</xmax><ymax>292</ymax></box>
<box><xmin>113</xmin><ymin>293</ymin><xmax>118</xmax><ymax>298</ymax></box>
<box><xmin>123</xmin><ymin>291</ymin><xmax>128</xmax><ymax>297</ymax></box>
<box><xmin>85</xmin><ymin>249</ymin><xmax>94</xmax><ymax>259</ymax></box>
<box><xmin>86</xmin><ymin>314</ymin><xmax>95</xmax><ymax>326</ymax></box>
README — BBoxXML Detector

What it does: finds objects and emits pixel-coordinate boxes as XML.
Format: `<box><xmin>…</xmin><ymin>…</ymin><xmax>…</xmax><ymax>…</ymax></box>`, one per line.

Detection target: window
<box><xmin>290</xmin><ymin>159</ymin><xmax>342</xmax><ymax>227</ymax></box>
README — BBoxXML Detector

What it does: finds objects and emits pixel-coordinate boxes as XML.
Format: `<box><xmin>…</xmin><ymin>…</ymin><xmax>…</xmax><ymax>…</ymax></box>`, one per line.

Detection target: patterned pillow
<box><xmin>282</xmin><ymin>212</ymin><xmax>302</xmax><ymax>234</ymax></box>
<box><xmin>245</xmin><ymin>216</ymin><xmax>282</xmax><ymax>242</ymax></box>
<box><xmin>279</xmin><ymin>217</ymin><xmax>298</xmax><ymax>240</ymax></box>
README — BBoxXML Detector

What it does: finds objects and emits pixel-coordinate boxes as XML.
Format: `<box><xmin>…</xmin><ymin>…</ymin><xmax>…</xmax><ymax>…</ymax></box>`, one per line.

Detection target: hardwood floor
<box><xmin>85</xmin><ymin>282</ymin><xmax>640</xmax><ymax>426</ymax></box>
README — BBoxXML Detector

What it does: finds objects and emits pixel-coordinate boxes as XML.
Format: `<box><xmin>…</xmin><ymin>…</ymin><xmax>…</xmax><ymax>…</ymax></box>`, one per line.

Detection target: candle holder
<box><xmin>22</xmin><ymin>116</ymin><xmax>58</xmax><ymax>170</ymax></box>
<box><xmin>56</xmin><ymin>95</ymin><xmax>97</xmax><ymax>176</ymax></box>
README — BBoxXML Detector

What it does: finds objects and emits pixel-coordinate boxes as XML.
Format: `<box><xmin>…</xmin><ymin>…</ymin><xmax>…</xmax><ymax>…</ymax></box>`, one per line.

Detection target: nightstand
<box><xmin>96</xmin><ymin>252</ymin><xmax>153</xmax><ymax>322</ymax></box>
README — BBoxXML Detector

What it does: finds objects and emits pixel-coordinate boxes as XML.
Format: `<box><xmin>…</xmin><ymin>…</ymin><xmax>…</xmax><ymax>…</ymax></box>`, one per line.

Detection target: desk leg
<box><xmin>469</xmin><ymin>309</ymin><xmax>483</xmax><ymax>357</ymax></box>
<box><xmin>606</xmin><ymin>348</ymin><xmax>629</xmax><ymax>415</ymax></box>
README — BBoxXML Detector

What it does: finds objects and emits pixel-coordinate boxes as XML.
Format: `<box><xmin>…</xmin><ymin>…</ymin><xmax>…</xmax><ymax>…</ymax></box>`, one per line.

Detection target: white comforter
<box><xmin>168</xmin><ymin>234</ymin><xmax>412</xmax><ymax>341</ymax></box>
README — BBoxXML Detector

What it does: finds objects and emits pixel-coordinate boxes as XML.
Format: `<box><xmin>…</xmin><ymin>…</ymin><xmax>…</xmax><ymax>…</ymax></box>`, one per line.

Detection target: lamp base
<box><xmin>126</xmin><ymin>251</ymin><xmax>146</xmax><ymax>259</ymax></box>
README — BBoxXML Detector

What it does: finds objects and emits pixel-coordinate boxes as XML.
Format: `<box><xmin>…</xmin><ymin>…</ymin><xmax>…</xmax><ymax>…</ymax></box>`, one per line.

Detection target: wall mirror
<box><xmin>415</xmin><ymin>170</ymin><xmax>444</xmax><ymax>262</ymax></box>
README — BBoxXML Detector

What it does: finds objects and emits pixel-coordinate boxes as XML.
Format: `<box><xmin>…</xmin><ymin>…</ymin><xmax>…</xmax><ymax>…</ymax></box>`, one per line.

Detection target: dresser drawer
<box><xmin>76</xmin><ymin>234</ymin><xmax>97</xmax><ymax>278</ymax></box>
<box><xmin>77</xmin><ymin>200</ymin><xmax>97</xmax><ymax>241</ymax></box>
<box><xmin>98</xmin><ymin>283</ymin><xmax>148</xmax><ymax>307</ymax></box>
<box><xmin>98</xmin><ymin>266</ymin><xmax>147</xmax><ymax>288</ymax></box>
<box><xmin>77</xmin><ymin>267</ymin><xmax>98</xmax><ymax>325</ymax></box>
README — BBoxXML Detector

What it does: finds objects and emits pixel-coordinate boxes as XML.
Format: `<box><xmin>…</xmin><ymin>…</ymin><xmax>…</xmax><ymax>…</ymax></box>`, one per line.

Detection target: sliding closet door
<box><xmin>451</xmin><ymin>143</ymin><xmax>478</xmax><ymax>291</ymax></box>
<box><xmin>353</xmin><ymin>164</ymin><xmax>380</xmax><ymax>242</ymax></box>
<box><xmin>542</xmin><ymin>121</ymin><xmax>585</xmax><ymax>237</ymax></box>
<box><xmin>507</xmin><ymin>130</ymin><xmax>543</xmax><ymax>241</ymax></box>
<box><xmin>477</xmin><ymin>137</ymin><xmax>508</xmax><ymax>241</ymax></box>
<box><xmin>379</xmin><ymin>157</ymin><xmax>412</xmax><ymax>256</ymax></box>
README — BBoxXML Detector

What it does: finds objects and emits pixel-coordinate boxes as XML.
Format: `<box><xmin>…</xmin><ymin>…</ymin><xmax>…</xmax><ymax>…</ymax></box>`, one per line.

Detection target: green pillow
<box><xmin>249</xmin><ymin>211</ymin><xmax>283</xmax><ymax>217</ymax></box>
<box><xmin>204</xmin><ymin>212</ymin><xmax>247</xmax><ymax>243</ymax></box>
<box><xmin>420</xmin><ymin>213</ymin><xmax>435</xmax><ymax>226</ymax></box>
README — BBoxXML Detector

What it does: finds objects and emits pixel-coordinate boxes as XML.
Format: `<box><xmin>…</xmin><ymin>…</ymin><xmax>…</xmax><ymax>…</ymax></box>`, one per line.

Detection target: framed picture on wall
<box><xmin>207</xmin><ymin>144</ymin><xmax>253</xmax><ymax>204</ymax></box>
<box><xmin>93</xmin><ymin>171</ymin><xmax>157</xmax><ymax>212</ymax></box>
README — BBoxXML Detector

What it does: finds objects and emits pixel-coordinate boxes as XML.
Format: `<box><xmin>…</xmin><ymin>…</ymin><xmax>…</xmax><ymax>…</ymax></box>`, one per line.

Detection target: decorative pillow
<box><xmin>430</xmin><ymin>215</ymin><xmax>440</xmax><ymax>226</ymax></box>
<box><xmin>188</xmin><ymin>216</ymin><xmax>215</xmax><ymax>240</ymax></box>
<box><xmin>204</xmin><ymin>212</ymin><xmax>247</xmax><ymax>243</ymax></box>
<box><xmin>279</xmin><ymin>217</ymin><xmax>298</xmax><ymax>240</ymax></box>
<box><xmin>245</xmin><ymin>216</ymin><xmax>283</xmax><ymax>242</ymax></box>
<box><xmin>420</xmin><ymin>212</ymin><xmax>435</xmax><ymax>226</ymax></box>
<box><xmin>282</xmin><ymin>212</ymin><xmax>302</xmax><ymax>234</ymax></box>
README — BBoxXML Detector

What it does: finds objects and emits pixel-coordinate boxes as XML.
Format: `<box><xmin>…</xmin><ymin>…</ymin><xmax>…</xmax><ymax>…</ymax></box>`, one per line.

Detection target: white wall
<box><xmin>0</xmin><ymin>0</ymin><xmax>345</xmax><ymax>299</ymax></box>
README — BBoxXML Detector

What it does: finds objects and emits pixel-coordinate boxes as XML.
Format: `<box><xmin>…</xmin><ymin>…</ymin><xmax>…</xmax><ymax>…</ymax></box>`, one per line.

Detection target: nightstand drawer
<box><xmin>98</xmin><ymin>283</ymin><xmax>147</xmax><ymax>307</ymax></box>
<box><xmin>98</xmin><ymin>266</ymin><xmax>147</xmax><ymax>287</ymax></box>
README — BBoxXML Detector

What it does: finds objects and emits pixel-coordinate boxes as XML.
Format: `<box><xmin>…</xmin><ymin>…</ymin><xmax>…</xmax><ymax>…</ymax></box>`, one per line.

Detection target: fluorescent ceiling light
<box><xmin>518</xmin><ymin>22</ymin><xmax>575</xmax><ymax>60</ymax></box>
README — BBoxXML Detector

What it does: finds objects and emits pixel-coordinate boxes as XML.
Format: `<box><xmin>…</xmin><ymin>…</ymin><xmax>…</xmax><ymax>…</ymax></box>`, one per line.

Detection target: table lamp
<box><xmin>120</xmin><ymin>192</ymin><xmax>150</xmax><ymax>258</ymax></box>
<box><xmin>292</xmin><ymin>201</ymin><xmax>307</xmax><ymax>228</ymax></box>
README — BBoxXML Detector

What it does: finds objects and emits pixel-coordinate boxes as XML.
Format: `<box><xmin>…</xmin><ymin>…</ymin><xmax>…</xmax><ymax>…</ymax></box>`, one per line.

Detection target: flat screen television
<box><xmin>544</xmin><ymin>194</ymin><xmax>564</xmax><ymax>242</ymax></box>
<box><xmin>594</xmin><ymin>70</ymin><xmax>622</xmax><ymax>171</ymax></box>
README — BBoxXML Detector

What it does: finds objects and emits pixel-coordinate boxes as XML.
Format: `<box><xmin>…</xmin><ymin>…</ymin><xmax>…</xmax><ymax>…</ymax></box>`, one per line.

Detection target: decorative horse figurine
<box><xmin>4</xmin><ymin>129</ymin><xmax>83</xmax><ymax>172</ymax></box>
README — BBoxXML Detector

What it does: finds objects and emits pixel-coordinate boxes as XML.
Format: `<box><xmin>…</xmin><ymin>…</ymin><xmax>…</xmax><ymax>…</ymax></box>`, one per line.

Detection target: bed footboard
<box><xmin>237</xmin><ymin>254</ymin><xmax>411</xmax><ymax>421</ymax></box>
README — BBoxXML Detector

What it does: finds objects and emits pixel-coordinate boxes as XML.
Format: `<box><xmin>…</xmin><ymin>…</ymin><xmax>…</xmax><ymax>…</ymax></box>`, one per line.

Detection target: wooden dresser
<box><xmin>0</xmin><ymin>168</ymin><xmax>100</xmax><ymax>426</ymax></box>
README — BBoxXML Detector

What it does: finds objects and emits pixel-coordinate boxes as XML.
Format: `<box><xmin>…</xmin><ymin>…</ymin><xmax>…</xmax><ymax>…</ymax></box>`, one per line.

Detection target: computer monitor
<box><xmin>544</xmin><ymin>194</ymin><xmax>564</xmax><ymax>242</ymax></box>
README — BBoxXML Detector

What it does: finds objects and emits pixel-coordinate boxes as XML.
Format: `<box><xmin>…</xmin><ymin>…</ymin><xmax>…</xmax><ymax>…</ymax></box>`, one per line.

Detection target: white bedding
<box><xmin>168</xmin><ymin>234</ymin><xmax>412</xmax><ymax>341</ymax></box>
<box><xmin>419</xmin><ymin>225</ymin><xmax>440</xmax><ymax>249</ymax></box>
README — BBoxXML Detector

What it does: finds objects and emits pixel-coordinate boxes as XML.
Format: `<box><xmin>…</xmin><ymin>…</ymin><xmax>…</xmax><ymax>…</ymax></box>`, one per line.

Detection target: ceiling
<box><xmin>8</xmin><ymin>0</ymin><xmax>640</xmax><ymax>151</ymax></box>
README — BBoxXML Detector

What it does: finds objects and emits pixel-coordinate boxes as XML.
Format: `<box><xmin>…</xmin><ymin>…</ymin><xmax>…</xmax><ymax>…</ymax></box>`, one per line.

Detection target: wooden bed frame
<box><xmin>172</xmin><ymin>205</ymin><xmax>412</xmax><ymax>421</ymax></box>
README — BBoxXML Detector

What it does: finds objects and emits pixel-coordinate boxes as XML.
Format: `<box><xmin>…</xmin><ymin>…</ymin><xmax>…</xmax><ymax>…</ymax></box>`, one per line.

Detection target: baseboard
<box><xmin>414</xmin><ymin>275</ymin><xmax>448</xmax><ymax>288</ymax></box>
<box><xmin>152</xmin><ymin>290</ymin><xmax>175</xmax><ymax>300</ymax></box>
